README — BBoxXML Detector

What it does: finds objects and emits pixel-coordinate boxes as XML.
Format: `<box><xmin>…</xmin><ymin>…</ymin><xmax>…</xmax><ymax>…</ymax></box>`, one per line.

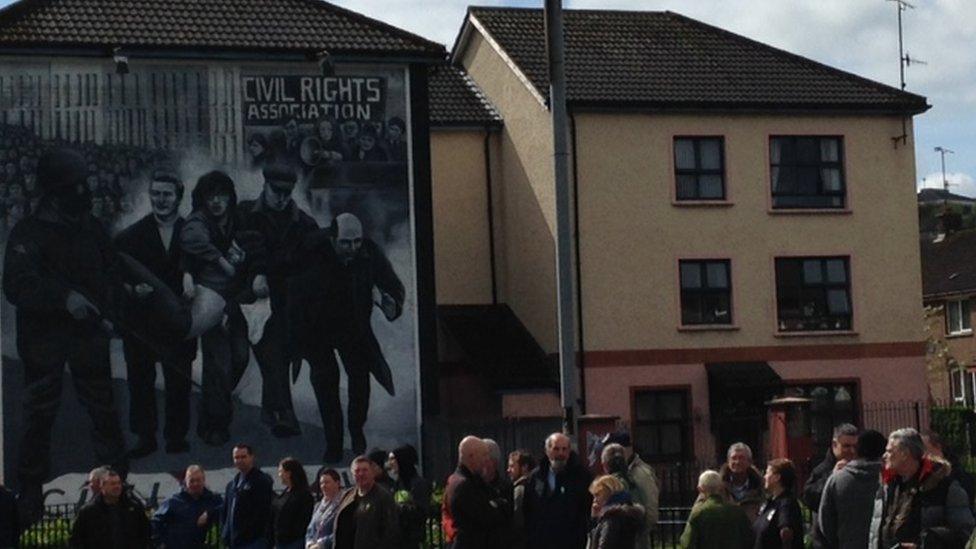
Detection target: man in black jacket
<box><xmin>293</xmin><ymin>213</ymin><xmax>404</xmax><ymax>460</ymax></box>
<box><xmin>524</xmin><ymin>432</ymin><xmax>593</xmax><ymax>549</ymax></box>
<box><xmin>3</xmin><ymin>148</ymin><xmax>128</xmax><ymax>523</ymax></box>
<box><xmin>238</xmin><ymin>164</ymin><xmax>318</xmax><ymax>438</ymax></box>
<box><xmin>802</xmin><ymin>424</ymin><xmax>857</xmax><ymax>515</ymax></box>
<box><xmin>114</xmin><ymin>170</ymin><xmax>196</xmax><ymax>458</ymax></box>
<box><xmin>451</xmin><ymin>436</ymin><xmax>510</xmax><ymax>549</ymax></box>
<box><xmin>70</xmin><ymin>469</ymin><xmax>150</xmax><ymax>549</ymax></box>
<box><xmin>221</xmin><ymin>444</ymin><xmax>274</xmax><ymax>549</ymax></box>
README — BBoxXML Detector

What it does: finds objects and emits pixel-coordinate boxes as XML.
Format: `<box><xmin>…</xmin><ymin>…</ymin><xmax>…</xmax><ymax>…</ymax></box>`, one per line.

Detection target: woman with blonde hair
<box><xmin>587</xmin><ymin>474</ymin><xmax>645</xmax><ymax>549</ymax></box>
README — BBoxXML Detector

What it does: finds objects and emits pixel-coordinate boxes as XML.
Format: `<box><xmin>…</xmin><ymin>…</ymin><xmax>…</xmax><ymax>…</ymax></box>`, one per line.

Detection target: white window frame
<box><xmin>946</xmin><ymin>299</ymin><xmax>973</xmax><ymax>336</ymax></box>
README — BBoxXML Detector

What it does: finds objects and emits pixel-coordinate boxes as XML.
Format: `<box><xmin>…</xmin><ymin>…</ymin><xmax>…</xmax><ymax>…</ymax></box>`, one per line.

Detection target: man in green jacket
<box><xmin>679</xmin><ymin>470</ymin><xmax>754</xmax><ymax>549</ymax></box>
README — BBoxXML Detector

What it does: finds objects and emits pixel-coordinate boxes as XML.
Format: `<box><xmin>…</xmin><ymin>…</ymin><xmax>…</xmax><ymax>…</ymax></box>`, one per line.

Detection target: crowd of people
<box><xmin>1</xmin><ymin>429</ymin><xmax>660</xmax><ymax>549</ymax></box>
<box><xmin>680</xmin><ymin>426</ymin><xmax>976</xmax><ymax>549</ymax></box>
<box><xmin>0</xmin><ymin>123</ymin><xmax>171</xmax><ymax>232</ymax></box>
<box><xmin>6</xmin><ymin>424</ymin><xmax>976</xmax><ymax>548</ymax></box>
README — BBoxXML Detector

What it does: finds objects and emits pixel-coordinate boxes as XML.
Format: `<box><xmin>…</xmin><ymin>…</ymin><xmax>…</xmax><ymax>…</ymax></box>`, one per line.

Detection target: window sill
<box><xmin>673</xmin><ymin>200</ymin><xmax>734</xmax><ymax>208</ymax></box>
<box><xmin>768</xmin><ymin>208</ymin><xmax>852</xmax><ymax>215</ymax></box>
<box><xmin>774</xmin><ymin>330</ymin><xmax>858</xmax><ymax>338</ymax></box>
<box><xmin>678</xmin><ymin>324</ymin><xmax>740</xmax><ymax>332</ymax></box>
<box><xmin>947</xmin><ymin>331</ymin><xmax>974</xmax><ymax>339</ymax></box>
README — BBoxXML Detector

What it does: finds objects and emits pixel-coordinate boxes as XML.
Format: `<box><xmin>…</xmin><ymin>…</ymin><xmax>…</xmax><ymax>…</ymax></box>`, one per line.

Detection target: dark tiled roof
<box><xmin>921</xmin><ymin>229</ymin><xmax>976</xmax><ymax>298</ymax></box>
<box><xmin>462</xmin><ymin>7</ymin><xmax>928</xmax><ymax>114</ymax></box>
<box><xmin>918</xmin><ymin>188</ymin><xmax>975</xmax><ymax>204</ymax></box>
<box><xmin>0</xmin><ymin>0</ymin><xmax>445</xmax><ymax>57</ymax></box>
<box><xmin>429</xmin><ymin>64</ymin><xmax>501</xmax><ymax>127</ymax></box>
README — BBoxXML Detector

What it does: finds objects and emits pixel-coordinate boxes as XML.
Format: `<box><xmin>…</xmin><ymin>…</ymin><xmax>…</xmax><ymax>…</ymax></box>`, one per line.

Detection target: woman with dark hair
<box><xmin>752</xmin><ymin>459</ymin><xmax>803</xmax><ymax>549</ymax></box>
<box><xmin>306</xmin><ymin>468</ymin><xmax>345</xmax><ymax>549</ymax></box>
<box><xmin>247</xmin><ymin>133</ymin><xmax>274</xmax><ymax>168</ymax></box>
<box><xmin>270</xmin><ymin>457</ymin><xmax>314</xmax><ymax>549</ymax></box>
<box><xmin>387</xmin><ymin>444</ymin><xmax>431</xmax><ymax>549</ymax></box>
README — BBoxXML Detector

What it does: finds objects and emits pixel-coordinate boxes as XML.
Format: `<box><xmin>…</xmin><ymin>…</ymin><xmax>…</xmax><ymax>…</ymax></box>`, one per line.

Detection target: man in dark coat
<box><xmin>0</xmin><ymin>483</ymin><xmax>19</xmax><ymax>548</ymax></box>
<box><xmin>451</xmin><ymin>436</ymin><xmax>510</xmax><ymax>549</ymax></box>
<box><xmin>294</xmin><ymin>212</ymin><xmax>404</xmax><ymax>460</ymax></box>
<box><xmin>70</xmin><ymin>469</ymin><xmax>150</xmax><ymax>549</ymax></box>
<box><xmin>2</xmin><ymin>148</ymin><xmax>128</xmax><ymax>523</ymax></box>
<box><xmin>334</xmin><ymin>455</ymin><xmax>399</xmax><ymax>549</ymax></box>
<box><xmin>114</xmin><ymin>170</ymin><xmax>197</xmax><ymax>458</ymax></box>
<box><xmin>871</xmin><ymin>428</ymin><xmax>975</xmax><ymax>548</ymax></box>
<box><xmin>801</xmin><ymin>424</ymin><xmax>858</xmax><ymax>518</ymax></box>
<box><xmin>152</xmin><ymin>465</ymin><xmax>223</xmax><ymax>549</ymax></box>
<box><xmin>238</xmin><ymin>164</ymin><xmax>318</xmax><ymax>438</ymax></box>
<box><xmin>524</xmin><ymin>432</ymin><xmax>593</xmax><ymax>549</ymax></box>
<box><xmin>221</xmin><ymin>444</ymin><xmax>274</xmax><ymax>549</ymax></box>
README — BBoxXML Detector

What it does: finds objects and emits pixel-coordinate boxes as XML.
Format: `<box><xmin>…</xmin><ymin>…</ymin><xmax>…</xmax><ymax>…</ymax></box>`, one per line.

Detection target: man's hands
<box><xmin>66</xmin><ymin>290</ymin><xmax>100</xmax><ymax>320</ymax></box>
<box><xmin>379</xmin><ymin>292</ymin><xmax>399</xmax><ymax>321</ymax></box>
<box><xmin>196</xmin><ymin>511</ymin><xmax>208</xmax><ymax>527</ymax></box>
<box><xmin>833</xmin><ymin>459</ymin><xmax>849</xmax><ymax>472</ymax></box>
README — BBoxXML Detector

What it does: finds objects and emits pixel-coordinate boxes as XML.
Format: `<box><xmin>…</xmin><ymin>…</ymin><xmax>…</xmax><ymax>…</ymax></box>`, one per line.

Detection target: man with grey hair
<box><xmin>802</xmin><ymin>423</ymin><xmax>858</xmax><ymax>516</ymax></box>
<box><xmin>679</xmin><ymin>470</ymin><xmax>754</xmax><ymax>548</ymax></box>
<box><xmin>481</xmin><ymin>438</ymin><xmax>513</xmax><ymax>525</ymax></box>
<box><xmin>718</xmin><ymin>442</ymin><xmax>763</xmax><ymax>522</ymax></box>
<box><xmin>524</xmin><ymin>432</ymin><xmax>592</xmax><ymax>549</ymax></box>
<box><xmin>869</xmin><ymin>427</ymin><xmax>974</xmax><ymax>548</ymax></box>
<box><xmin>86</xmin><ymin>466</ymin><xmax>110</xmax><ymax>500</ymax></box>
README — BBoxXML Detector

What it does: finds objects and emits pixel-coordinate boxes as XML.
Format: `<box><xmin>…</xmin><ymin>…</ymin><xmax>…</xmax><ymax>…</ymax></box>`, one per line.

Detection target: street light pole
<box><xmin>544</xmin><ymin>0</ymin><xmax>579</xmax><ymax>436</ymax></box>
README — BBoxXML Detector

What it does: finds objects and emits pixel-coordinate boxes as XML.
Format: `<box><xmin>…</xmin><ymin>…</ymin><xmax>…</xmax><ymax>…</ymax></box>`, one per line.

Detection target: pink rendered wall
<box><xmin>584</xmin><ymin>356</ymin><xmax>926</xmax><ymax>462</ymax></box>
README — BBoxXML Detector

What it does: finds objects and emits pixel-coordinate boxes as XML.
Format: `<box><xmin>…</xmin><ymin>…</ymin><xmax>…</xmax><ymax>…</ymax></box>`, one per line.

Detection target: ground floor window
<box><xmin>632</xmin><ymin>388</ymin><xmax>692</xmax><ymax>463</ymax></box>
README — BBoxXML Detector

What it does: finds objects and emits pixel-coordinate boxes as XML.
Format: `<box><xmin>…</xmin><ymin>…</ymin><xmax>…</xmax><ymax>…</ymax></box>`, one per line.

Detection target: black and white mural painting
<box><xmin>0</xmin><ymin>60</ymin><xmax>421</xmax><ymax>504</ymax></box>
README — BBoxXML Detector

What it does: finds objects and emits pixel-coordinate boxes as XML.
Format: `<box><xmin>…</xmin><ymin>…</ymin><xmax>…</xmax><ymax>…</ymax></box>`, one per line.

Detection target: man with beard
<box><xmin>180</xmin><ymin>171</ymin><xmax>250</xmax><ymax>447</ymax></box>
<box><xmin>238</xmin><ymin>164</ymin><xmax>318</xmax><ymax>437</ymax></box>
<box><xmin>2</xmin><ymin>148</ymin><xmax>128</xmax><ymax>522</ymax></box>
<box><xmin>294</xmin><ymin>212</ymin><xmax>404</xmax><ymax>461</ymax></box>
<box><xmin>523</xmin><ymin>432</ymin><xmax>593</xmax><ymax>549</ymax></box>
<box><xmin>114</xmin><ymin>170</ymin><xmax>196</xmax><ymax>458</ymax></box>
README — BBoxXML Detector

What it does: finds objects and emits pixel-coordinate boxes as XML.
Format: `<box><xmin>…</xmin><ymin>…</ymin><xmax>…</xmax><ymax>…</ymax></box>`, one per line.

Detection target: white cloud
<box><xmin>918</xmin><ymin>171</ymin><xmax>976</xmax><ymax>198</ymax></box>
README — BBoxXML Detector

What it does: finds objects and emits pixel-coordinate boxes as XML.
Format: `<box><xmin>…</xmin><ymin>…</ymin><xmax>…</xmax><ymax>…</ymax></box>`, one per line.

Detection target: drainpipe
<box><xmin>484</xmin><ymin>129</ymin><xmax>498</xmax><ymax>305</ymax></box>
<box><xmin>570</xmin><ymin>112</ymin><xmax>586</xmax><ymax>415</ymax></box>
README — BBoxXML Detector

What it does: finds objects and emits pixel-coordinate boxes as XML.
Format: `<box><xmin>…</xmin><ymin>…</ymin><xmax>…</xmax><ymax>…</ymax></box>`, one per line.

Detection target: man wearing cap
<box><xmin>114</xmin><ymin>170</ymin><xmax>197</xmax><ymax>458</ymax></box>
<box><xmin>238</xmin><ymin>164</ymin><xmax>318</xmax><ymax>438</ymax></box>
<box><xmin>2</xmin><ymin>148</ymin><xmax>128</xmax><ymax>522</ymax></box>
<box><xmin>602</xmin><ymin>431</ymin><xmax>659</xmax><ymax>549</ymax></box>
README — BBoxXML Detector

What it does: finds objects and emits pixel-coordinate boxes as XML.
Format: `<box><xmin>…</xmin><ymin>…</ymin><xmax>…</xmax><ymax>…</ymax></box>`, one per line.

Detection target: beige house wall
<box><xmin>573</xmin><ymin>112</ymin><xmax>925</xmax><ymax>352</ymax></box>
<box><xmin>459</xmin><ymin>30</ymin><xmax>558</xmax><ymax>352</ymax></box>
<box><xmin>430</xmin><ymin>129</ymin><xmax>497</xmax><ymax>305</ymax></box>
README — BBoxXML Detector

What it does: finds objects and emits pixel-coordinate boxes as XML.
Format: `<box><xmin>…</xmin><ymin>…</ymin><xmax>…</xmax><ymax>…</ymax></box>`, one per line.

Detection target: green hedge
<box><xmin>931</xmin><ymin>406</ymin><xmax>974</xmax><ymax>457</ymax></box>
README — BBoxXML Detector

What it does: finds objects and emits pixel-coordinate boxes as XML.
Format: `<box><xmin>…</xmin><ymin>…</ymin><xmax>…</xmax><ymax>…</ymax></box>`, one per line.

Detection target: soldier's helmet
<box><xmin>36</xmin><ymin>148</ymin><xmax>88</xmax><ymax>197</ymax></box>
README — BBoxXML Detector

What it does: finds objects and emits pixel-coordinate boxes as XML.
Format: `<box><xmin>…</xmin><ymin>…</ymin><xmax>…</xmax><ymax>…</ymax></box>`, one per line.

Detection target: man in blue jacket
<box><xmin>222</xmin><ymin>444</ymin><xmax>274</xmax><ymax>549</ymax></box>
<box><xmin>152</xmin><ymin>465</ymin><xmax>223</xmax><ymax>549</ymax></box>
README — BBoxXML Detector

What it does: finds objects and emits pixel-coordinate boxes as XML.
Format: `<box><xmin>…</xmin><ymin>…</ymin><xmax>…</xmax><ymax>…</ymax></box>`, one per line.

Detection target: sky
<box><xmin>0</xmin><ymin>0</ymin><xmax>972</xmax><ymax>196</ymax></box>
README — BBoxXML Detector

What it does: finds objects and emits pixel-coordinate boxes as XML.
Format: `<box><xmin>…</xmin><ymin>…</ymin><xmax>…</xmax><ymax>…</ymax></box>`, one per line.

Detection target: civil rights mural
<box><xmin>0</xmin><ymin>61</ymin><xmax>421</xmax><ymax>506</ymax></box>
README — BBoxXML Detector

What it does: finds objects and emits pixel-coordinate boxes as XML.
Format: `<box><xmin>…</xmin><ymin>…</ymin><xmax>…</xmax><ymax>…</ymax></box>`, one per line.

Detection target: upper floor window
<box><xmin>679</xmin><ymin>259</ymin><xmax>732</xmax><ymax>325</ymax></box>
<box><xmin>947</xmin><ymin>299</ymin><xmax>972</xmax><ymax>335</ymax></box>
<box><xmin>674</xmin><ymin>137</ymin><xmax>725</xmax><ymax>200</ymax></box>
<box><xmin>776</xmin><ymin>257</ymin><xmax>852</xmax><ymax>332</ymax></box>
<box><xmin>770</xmin><ymin>136</ymin><xmax>845</xmax><ymax>209</ymax></box>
